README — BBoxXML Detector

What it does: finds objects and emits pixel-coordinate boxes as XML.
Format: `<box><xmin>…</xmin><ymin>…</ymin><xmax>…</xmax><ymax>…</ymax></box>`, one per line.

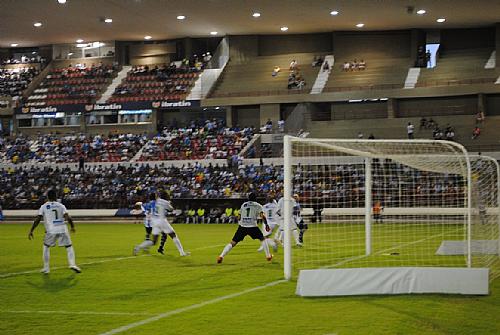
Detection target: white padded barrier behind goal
<box><xmin>296</xmin><ymin>267</ymin><xmax>489</xmax><ymax>296</ymax></box>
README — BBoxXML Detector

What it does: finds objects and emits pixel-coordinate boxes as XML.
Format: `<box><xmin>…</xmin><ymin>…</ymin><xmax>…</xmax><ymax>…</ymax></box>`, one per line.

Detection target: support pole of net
<box><xmin>283</xmin><ymin>135</ymin><xmax>292</xmax><ymax>280</ymax></box>
<box><xmin>365</xmin><ymin>157</ymin><xmax>372</xmax><ymax>256</ymax></box>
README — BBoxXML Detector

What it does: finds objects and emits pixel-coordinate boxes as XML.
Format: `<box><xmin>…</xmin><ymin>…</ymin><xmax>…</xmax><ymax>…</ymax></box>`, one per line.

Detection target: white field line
<box><xmin>0</xmin><ymin>243</ymin><xmax>226</xmax><ymax>279</ymax></box>
<box><xmin>0</xmin><ymin>310</ymin><xmax>154</xmax><ymax>316</ymax></box>
<box><xmin>98</xmin><ymin>279</ymin><xmax>287</xmax><ymax>335</ymax></box>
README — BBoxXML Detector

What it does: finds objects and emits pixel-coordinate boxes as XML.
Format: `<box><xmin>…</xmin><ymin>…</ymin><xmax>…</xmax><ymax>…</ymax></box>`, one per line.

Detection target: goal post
<box><xmin>283</xmin><ymin>136</ymin><xmax>498</xmax><ymax>296</ymax></box>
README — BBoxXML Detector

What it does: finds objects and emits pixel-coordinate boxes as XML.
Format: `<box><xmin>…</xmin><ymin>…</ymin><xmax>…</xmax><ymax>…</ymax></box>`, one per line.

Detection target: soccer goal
<box><xmin>282</xmin><ymin>136</ymin><xmax>499</xmax><ymax>296</ymax></box>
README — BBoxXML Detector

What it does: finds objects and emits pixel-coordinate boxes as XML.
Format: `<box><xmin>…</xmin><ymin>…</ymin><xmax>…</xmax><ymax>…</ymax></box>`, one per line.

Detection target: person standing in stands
<box><xmin>78</xmin><ymin>154</ymin><xmax>85</xmax><ymax>172</ymax></box>
<box><xmin>407</xmin><ymin>122</ymin><xmax>415</xmax><ymax>139</ymax></box>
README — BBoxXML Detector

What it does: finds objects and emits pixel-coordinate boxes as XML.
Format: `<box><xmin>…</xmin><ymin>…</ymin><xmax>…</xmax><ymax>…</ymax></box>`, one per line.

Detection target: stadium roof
<box><xmin>1</xmin><ymin>0</ymin><xmax>499</xmax><ymax>48</ymax></box>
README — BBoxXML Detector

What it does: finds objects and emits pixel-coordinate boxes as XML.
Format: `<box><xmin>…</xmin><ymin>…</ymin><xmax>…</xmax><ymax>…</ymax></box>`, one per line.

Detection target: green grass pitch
<box><xmin>1</xmin><ymin>223</ymin><xmax>499</xmax><ymax>335</ymax></box>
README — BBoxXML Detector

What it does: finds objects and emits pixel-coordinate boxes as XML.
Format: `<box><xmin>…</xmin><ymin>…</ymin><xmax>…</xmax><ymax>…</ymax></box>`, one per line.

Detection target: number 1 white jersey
<box><xmin>263</xmin><ymin>201</ymin><xmax>278</xmax><ymax>225</ymax></box>
<box><xmin>38</xmin><ymin>201</ymin><xmax>68</xmax><ymax>234</ymax></box>
<box><xmin>239</xmin><ymin>201</ymin><xmax>264</xmax><ymax>227</ymax></box>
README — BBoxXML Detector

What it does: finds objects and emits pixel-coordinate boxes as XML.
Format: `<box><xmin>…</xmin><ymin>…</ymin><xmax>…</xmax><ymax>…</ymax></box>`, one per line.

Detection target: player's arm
<box><xmin>65</xmin><ymin>213</ymin><xmax>75</xmax><ymax>233</ymax></box>
<box><xmin>28</xmin><ymin>215</ymin><xmax>42</xmax><ymax>240</ymax></box>
<box><xmin>260</xmin><ymin>212</ymin><xmax>270</xmax><ymax>232</ymax></box>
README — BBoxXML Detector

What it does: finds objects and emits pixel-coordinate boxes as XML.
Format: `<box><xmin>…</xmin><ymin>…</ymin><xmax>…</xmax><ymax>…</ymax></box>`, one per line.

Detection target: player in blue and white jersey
<box><xmin>133</xmin><ymin>191</ymin><xmax>189</xmax><ymax>256</ymax></box>
<box><xmin>28</xmin><ymin>189</ymin><xmax>81</xmax><ymax>274</ymax></box>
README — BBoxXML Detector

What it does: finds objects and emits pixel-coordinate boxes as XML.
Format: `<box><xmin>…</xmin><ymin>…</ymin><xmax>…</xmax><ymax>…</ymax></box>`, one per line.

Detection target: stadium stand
<box><xmin>0</xmin><ymin>67</ymin><xmax>40</xmax><ymax>101</ymax></box>
<box><xmin>26</xmin><ymin>63</ymin><xmax>119</xmax><ymax>106</ymax></box>
<box><xmin>107</xmin><ymin>63</ymin><xmax>200</xmax><ymax>103</ymax></box>
<box><xmin>417</xmin><ymin>48</ymin><xmax>498</xmax><ymax>87</ymax></box>
<box><xmin>139</xmin><ymin>119</ymin><xmax>254</xmax><ymax>161</ymax></box>
<box><xmin>0</xmin><ymin>133</ymin><xmax>145</xmax><ymax>164</ymax></box>
<box><xmin>211</xmin><ymin>53</ymin><xmax>321</xmax><ymax>97</ymax></box>
<box><xmin>0</xmin><ymin>163</ymin><xmax>284</xmax><ymax>209</ymax></box>
<box><xmin>324</xmin><ymin>56</ymin><xmax>411</xmax><ymax>91</ymax></box>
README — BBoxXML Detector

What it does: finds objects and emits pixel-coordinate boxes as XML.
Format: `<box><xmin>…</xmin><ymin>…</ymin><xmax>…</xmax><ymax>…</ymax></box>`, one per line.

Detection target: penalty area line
<box><xmin>99</xmin><ymin>279</ymin><xmax>287</xmax><ymax>335</ymax></box>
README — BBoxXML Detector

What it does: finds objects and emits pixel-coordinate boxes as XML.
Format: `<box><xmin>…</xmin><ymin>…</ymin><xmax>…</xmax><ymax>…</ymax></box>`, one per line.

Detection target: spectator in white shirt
<box><xmin>407</xmin><ymin>122</ymin><xmax>415</xmax><ymax>139</ymax></box>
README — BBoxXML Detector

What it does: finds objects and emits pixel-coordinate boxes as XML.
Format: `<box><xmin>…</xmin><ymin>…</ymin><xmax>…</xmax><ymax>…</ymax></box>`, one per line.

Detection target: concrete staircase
<box><xmin>310</xmin><ymin>55</ymin><xmax>335</xmax><ymax>94</ymax></box>
<box><xmin>187</xmin><ymin>68</ymin><xmax>225</xmax><ymax>100</ymax></box>
<box><xmin>485</xmin><ymin>51</ymin><xmax>496</xmax><ymax>69</ymax></box>
<box><xmin>97</xmin><ymin>65</ymin><xmax>132</xmax><ymax>103</ymax></box>
<box><xmin>403</xmin><ymin>67</ymin><xmax>420</xmax><ymax>89</ymax></box>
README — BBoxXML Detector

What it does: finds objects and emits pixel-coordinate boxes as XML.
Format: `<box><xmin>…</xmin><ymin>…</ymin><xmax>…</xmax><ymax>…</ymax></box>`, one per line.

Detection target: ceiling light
<box><xmin>68</xmin><ymin>53</ymin><xmax>74</xmax><ymax>56</ymax></box>
<box><xmin>210</xmin><ymin>31</ymin><xmax>218</xmax><ymax>35</ymax></box>
<box><xmin>76</xmin><ymin>39</ymin><xmax>84</xmax><ymax>43</ymax></box>
<box><xmin>416</xmin><ymin>9</ymin><xmax>426</xmax><ymax>15</ymax></box>
<box><xmin>330</xmin><ymin>10</ymin><xmax>339</xmax><ymax>16</ymax></box>
<box><xmin>356</xmin><ymin>23</ymin><xmax>365</xmax><ymax>28</ymax></box>
<box><xmin>11</xmin><ymin>43</ymin><xmax>18</xmax><ymax>47</ymax></box>
<box><xmin>144</xmin><ymin>35</ymin><xmax>152</xmax><ymax>40</ymax></box>
<box><xmin>58</xmin><ymin>0</ymin><xmax>67</xmax><ymax>3</ymax></box>
<box><xmin>34</xmin><ymin>22</ymin><xmax>42</xmax><ymax>27</ymax></box>
<box><xmin>252</xmin><ymin>12</ymin><xmax>261</xmax><ymax>18</ymax></box>
<box><xmin>176</xmin><ymin>15</ymin><xmax>186</xmax><ymax>20</ymax></box>
<box><xmin>280</xmin><ymin>26</ymin><xmax>288</xmax><ymax>32</ymax></box>
<box><xmin>104</xmin><ymin>18</ymin><xmax>113</xmax><ymax>23</ymax></box>
<box><xmin>436</xmin><ymin>18</ymin><xmax>446</xmax><ymax>23</ymax></box>
<box><xmin>32</xmin><ymin>51</ymin><xmax>37</xmax><ymax>54</ymax></box>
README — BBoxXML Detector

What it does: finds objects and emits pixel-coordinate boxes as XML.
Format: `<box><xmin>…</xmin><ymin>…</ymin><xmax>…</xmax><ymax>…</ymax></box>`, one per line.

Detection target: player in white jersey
<box><xmin>217</xmin><ymin>193</ymin><xmax>272</xmax><ymax>263</ymax></box>
<box><xmin>28</xmin><ymin>189</ymin><xmax>81</xmax><ymax>274</ymax></box>
<box><xmin>133</xmin><ymin>191</ymin><xmax>189</xmax><ymax>256</ymax></box>
<box><xmin>257</xmin><ymin>196</ymin><xmax>279</xmax><ymax>252</ymax></box>
<box><xmin>276</xmin><ymin>194</ymin><xmax>302</xmax><ymax>246</ymax></box>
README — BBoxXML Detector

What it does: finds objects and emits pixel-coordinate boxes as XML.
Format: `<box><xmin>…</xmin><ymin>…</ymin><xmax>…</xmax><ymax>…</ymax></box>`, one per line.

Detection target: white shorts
<box><xmin>278</xmin><ymin>219</ymin><xmax>297</xmax><ymax>231</ymax></box>
<box><xmin>262</xmin><ymin>221</ymin><xmax>278</xmax><ymax>237</ymax></box>
<box><xmin>44</xmin><ymin>232</ymin><xmax>72</xmax><ymax>247</ymax></box>
<box><xmin>152</xmin><ymin>219</ymin><xmax>175</xmax><ymax>235</ymax></box>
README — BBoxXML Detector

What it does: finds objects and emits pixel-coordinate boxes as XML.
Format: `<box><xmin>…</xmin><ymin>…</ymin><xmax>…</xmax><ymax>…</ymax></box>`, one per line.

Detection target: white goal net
<box><xmin>283</xmin><ymin>137</ymin><xmax>499</xmax><ymax>283</ymax></box>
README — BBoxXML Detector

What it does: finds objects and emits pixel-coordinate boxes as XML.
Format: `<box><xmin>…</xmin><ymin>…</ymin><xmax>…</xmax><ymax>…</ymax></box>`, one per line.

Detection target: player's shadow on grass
<box><xmin>26</xmin><ymin>274</ymin><xmax>78</xmax><ymax>292</ymax></box>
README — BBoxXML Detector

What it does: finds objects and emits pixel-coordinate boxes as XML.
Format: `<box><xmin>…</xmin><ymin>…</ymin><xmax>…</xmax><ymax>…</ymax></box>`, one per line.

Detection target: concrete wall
<box><xmin>233</xmin><ymin>105</ymin><xmax>260</xmax><ymax>127</ymax></box>
<box><xmin>397</xmin><ymin>95</ymin><xmax>478</xmax><ymax>117</ymax></box>
<box><xmin>440</xmin><ymin>27</ymin><xmax>495</xmax><ymax>51</ymax></box>
<box><xmin>258</xmin><ymin>33</ymin><xmax>332</xmax><ymax>56</ymax></box>
<box><xmin>228</xmin><ymin>35</ymin><xmax>258</xmax><ymax>64</ymax></box>
<box><xmin>128</xmin><ymin>43</ymin><xmax>176</xmax><ymax>66</ymax></box>
<box><xmin>332</xmin><ymin>30</ymin><xmax>412</xmax><ymax>60</ymax></box>
<box><xmin>259</xmin><ymin>103</ymin><xmax>280</xmax><ymax>126</ymax></box>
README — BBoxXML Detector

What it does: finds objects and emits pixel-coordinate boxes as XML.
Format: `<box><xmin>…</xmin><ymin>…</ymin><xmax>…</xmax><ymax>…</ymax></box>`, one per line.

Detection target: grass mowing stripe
<box><xmin>325</xmin><ymin>228</ymin><xmax>462</xmax><ymax>268</ymax></box>
<box><xmin>98</xmin><ymin>279</ymin><xmax>287</xmax><ymax>335</ymax></box>
<box><xmin>0</xmin><ymin>310</ymin><xmax>155</xmax><ymax>316</ymax></box>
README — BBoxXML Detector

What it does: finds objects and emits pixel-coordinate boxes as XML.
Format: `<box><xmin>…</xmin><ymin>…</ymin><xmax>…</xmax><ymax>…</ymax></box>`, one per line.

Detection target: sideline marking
<box><xmin>0</xmin><ymin>243</ymin><xmax>225</xmax><ymax>279</ymax></box>
<box><xmin>99</xmin><ymin>279</ymin><xmax>287</xmax><ymax>335</ymax></box>
<box><xmin>0</xmin><ymin>310</ymin><xmax>154</xmax><ymax>316</ymax></box>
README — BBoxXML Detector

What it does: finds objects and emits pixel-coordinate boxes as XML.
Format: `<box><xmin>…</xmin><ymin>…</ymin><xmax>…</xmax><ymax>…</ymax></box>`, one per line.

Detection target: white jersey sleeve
<box><xmin>39</xmin><ymin>201</ymin><xmax>69</xmax><ymax>234</ymax></box>
<box><xmin>239</xmin><ymin>201</ymin><xmax>263</xmax><ymax>227</ymax></box>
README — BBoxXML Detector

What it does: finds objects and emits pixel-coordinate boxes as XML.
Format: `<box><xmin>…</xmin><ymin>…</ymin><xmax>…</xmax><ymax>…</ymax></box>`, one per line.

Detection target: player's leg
<box><xmin>251</xmin><ymin>228</ymin><xmax>272</xmax><ymax>261</ymax></box>
<box><xmin>158</xmin><ymin>233</ymin><xmax>168</xmax><ymax>254</ymax></box>
<box><xmin>41</xmin><ymin>233</ymin><xmax>56</xmax><ymax>273</ymax></box>
<box><xmin>42</xmin><ymin>244</ymin><xmax>51</xmax><ymax>273</ymax></box>
<box><xmin>218</xmin><ymin>227</ymin><xmax>244</xmax><ymax>263</ymax></box>
<box><xmin>145</xmin><ymin>226</ymin><xmax>152</xmax><ymax>240</ymax></box>
<box><xmin>298</xmin><ymin>220</ymin><xmax>307</xmax><ymax>244</ymax></box>
<box><xmin>60</xmin><ymin>233</ymin><xmax>81</xmax><ymax>273</ymax></box>
<box><xmin>134</xmin><ymin>227</ymin><xmax>157</xmax><ymax>255</ymax></box>
<box><xmin>167</xmin><ymin>232</ymin><xmax>189</xmax><ymax>256</ymax></box>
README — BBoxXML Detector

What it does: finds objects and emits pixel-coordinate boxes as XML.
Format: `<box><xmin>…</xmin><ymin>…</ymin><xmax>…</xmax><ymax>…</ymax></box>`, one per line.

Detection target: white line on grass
<box><xmin>99</xmin><ymin>279</ymin><xmax>287</xmax><ymax>335</ymax></box>
<box><xmin>0</xmin><ymin>310</ymin><xmax>154</xmax><ymax>316</ymax></box>
<box><xmin>0</xmin><ymin>243</ymin><xmax>227</xmax><ymax>279</ymax></box>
